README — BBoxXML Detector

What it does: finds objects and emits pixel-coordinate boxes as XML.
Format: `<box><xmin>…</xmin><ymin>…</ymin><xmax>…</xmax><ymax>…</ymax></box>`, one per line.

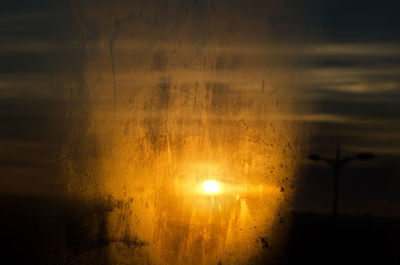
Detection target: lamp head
<box><xmin>308</xmin><ymin>154</ymin><xmax>321</xmax><ymax>161</ymax></box>
<box><xmin>357</xmin><ymin>153</ymin><xmax>375</xmax><ymax>160</ymax></box>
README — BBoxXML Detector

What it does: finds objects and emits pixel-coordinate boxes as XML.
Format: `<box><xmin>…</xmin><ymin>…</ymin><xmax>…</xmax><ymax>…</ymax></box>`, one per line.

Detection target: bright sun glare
<box><xmin>203</xmin><ymin>180</ymin><xmax>220</xmax><ymax>193</ymax></box>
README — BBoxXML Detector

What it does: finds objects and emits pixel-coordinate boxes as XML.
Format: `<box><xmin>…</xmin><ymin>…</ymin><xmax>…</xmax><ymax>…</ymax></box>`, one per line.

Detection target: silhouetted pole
<box><xmin>332</xmin><ymin>137</ymin><xmax>341</xmax><ymax>227</ymax></box>
<box><xmin>309</xmin><ymin>137</ymin><xmax>374</xmax><ymax>229</ymax></box>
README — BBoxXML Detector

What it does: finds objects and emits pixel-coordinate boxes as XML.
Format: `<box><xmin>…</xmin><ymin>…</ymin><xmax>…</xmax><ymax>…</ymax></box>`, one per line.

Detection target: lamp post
<box><xmin>308</xmin><ymin>138</ymin><xmax>374</xmax><ymax>229</ymax></box>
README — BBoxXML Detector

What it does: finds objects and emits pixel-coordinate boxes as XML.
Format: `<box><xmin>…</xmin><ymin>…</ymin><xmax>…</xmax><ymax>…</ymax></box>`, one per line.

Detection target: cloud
<box><xmin>308</xmin><ymin>43</ymin><xmax>400</xmax><ymax>56</ymax></box>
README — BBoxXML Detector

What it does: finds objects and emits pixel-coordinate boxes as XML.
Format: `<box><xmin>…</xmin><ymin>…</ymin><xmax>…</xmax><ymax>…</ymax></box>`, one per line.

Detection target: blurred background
<box><xmin>0</xmin><ymin>0</ymin><xmax>399</xmax><ymax>264</ymax></box>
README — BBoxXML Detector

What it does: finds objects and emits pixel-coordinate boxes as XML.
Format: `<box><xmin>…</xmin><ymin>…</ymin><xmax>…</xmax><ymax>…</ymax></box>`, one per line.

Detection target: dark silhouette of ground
<box><xmin>0</xmin><ymin>194</ymin><xmax>110</xmax><ymax>265</ymax></box>
<box><xmin>0</xmin><ymin>195</ymin><xmax>398</xmax><ymax>265</ymax></box>
<box><xmin>286</xmin><ymin>212</ymin><xmax>400</xmax><ymax>265</ymax></box>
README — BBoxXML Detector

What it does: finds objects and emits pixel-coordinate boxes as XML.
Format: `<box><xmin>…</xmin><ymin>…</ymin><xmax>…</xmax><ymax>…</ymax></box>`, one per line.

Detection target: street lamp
<box><xmin>308</xmin><ymin>138</ymin><xmax>374</xmax><ymax>228</ymax></box>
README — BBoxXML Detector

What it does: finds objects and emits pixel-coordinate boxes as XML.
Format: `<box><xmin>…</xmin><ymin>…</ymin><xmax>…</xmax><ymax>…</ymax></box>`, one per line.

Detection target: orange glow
<box><xmin>63</xmin><ymin>1</ymin><xmax>306</xmax><ymax>264</ymax></box>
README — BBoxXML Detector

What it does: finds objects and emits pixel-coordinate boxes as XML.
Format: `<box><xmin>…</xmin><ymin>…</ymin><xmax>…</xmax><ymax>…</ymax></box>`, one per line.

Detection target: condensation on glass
<box><xmin>62</xmin><ymin>1</ymin><xmax>307</xmax><ymax>264</ymax></box>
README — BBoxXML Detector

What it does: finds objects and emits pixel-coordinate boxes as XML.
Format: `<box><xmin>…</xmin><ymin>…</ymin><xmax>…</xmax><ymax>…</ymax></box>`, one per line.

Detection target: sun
<box><xmin>203</xmin><ymin>180</ymin><xmax>220</xmax><ymax>193</ymax></box>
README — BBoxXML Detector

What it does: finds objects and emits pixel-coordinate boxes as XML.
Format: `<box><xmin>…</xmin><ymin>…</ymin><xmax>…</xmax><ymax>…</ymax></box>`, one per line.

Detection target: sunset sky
<box><xmin>1</xmin><ymin>0</ymin><xmax>399</xmax><ymax>217</ymax></box>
